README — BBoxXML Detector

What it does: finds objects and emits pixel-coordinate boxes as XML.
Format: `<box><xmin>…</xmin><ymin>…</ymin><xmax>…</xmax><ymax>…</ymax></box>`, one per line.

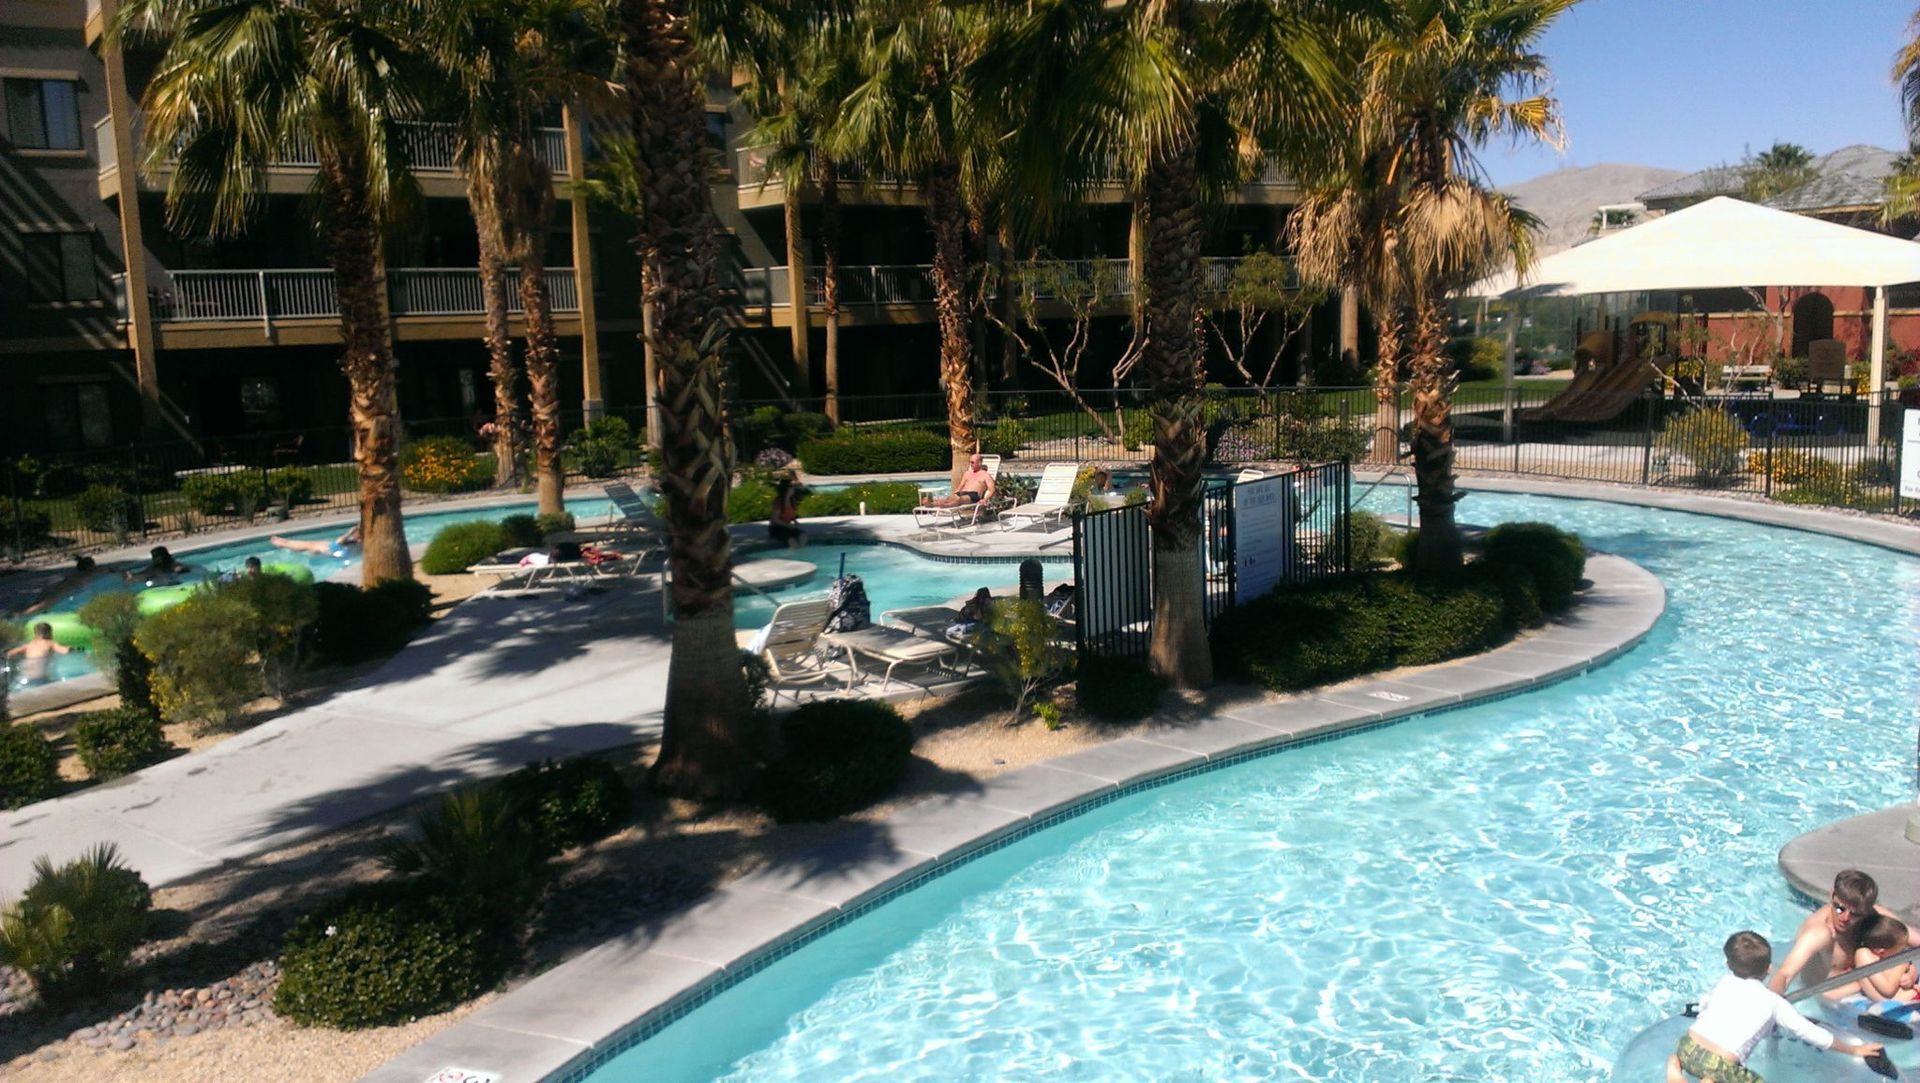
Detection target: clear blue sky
<box><xmin>1481</xmin><ymin>0</ymin><xmax>1916</xmax><ymax>187</ymax></box>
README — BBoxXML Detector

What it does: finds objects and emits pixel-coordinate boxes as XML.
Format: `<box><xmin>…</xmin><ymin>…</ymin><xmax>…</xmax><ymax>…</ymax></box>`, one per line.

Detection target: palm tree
<box><xmin>998</xmin><ymin>0</ymin><xmax>1348</xmax><ymax>687</ymax></box>
<box><xmin>429</xmin><ymin>0</ymin><xmax>615</xmax><ymax>515</ymax></box>
<box><xmin>1740</xmin><ymin>141</ymin><xmax>1817</xmax><ymax>203</ymax></box>
<box><xmin>1356</xmin><ymin>0</ymin><xmax>1568</xmax><ymax>572</ymax></box>
<box><xmin>115</xmin><ymin>0</ymin><xmax>421</xmax><ymax>584</ymax></box>
<box><xmin>830</xmin><ymin>0</ymin><xmax>999</xmax><ymax>485</ymax></box>
<box><xmin>623</xmin><ymin>0</ymin><xmax>752</xmax><ymax>798</ymax></box>
<box><xmin>1885</xmin><ymin>14</ymin><xmax>1920</xmax><ymax>226</ymax></box>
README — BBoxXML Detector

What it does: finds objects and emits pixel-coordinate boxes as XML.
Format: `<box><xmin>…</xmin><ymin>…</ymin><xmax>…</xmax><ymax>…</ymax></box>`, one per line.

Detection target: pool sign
<box><xmin>1902</xmin><ymin>411</ymin><xmax>1920</xmax><ymax>500</ymax></box>
<box><xmin>423</xmin><ymin>1070</ymin><xmax>499</xmax><ymax>1083</ymax></box>
<box><xmin>1232</xmin><ymin>477</ymin><xmax>1295</xmax><ymax>604</ymax></box>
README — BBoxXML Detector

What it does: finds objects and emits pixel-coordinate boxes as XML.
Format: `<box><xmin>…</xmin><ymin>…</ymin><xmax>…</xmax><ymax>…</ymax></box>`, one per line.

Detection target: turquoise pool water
<box><xmin>730</xmin><ymin>544</ymin><xmax>1069</xmax><ymax>630</ymax></box>
<box><xmin>589</xmin><ymin>489</ymin><xmax>1920</xmax><ymax>1081</ymax></box>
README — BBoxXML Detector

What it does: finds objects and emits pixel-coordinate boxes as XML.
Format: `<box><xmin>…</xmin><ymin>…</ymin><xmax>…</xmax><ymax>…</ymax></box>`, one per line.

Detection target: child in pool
<box><xmin>6</xmin><ymin>622</ymin><xmax>74</xmax><ymax>686</ymax></box>
<box><xmin>1666</xmin><ymin>930</ymin><xmax>1881</xmax><ymax>1083</ymax></box>
<box><xmin>1843</xmin><ymin>915</ymin><xmax>1919</xmax><ymax>1005</ymax></box>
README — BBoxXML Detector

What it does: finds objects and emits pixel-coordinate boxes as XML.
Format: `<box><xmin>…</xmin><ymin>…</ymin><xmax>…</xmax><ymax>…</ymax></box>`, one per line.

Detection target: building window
<box><xmin>705</xmin><ymin>111</ymin><xmax>728</xmax><ymax>156</ymax></box>
<box><xmin>43</xmin><ymin>381</ymin><xmax>113</xmax><ymax>451</ymax></box>
<box><xmin>239</xmin><ymin>378</ymin><xmax>283</xmax><ymax>429</ymax></box>
<box><xmin>21</xmin><ymin>231</ymin><xmax>97</xmax><ymax>303</ymax></box>
<box><xmin>4</xmin><ymin>78</ymin><xmax>82</xmax><ymax>151</ymax></box>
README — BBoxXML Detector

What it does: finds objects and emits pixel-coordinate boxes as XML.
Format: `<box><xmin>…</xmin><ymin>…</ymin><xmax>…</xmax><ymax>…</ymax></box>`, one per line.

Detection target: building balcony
<box><xmin>96</xmin><ymin>114</ymin><xmax>569</xmax><ymax>202</ymax></box>
<box><xmin>110</xmin><ymin>267</ymin><xmax>580</xmax><ymax>347</ymax></box>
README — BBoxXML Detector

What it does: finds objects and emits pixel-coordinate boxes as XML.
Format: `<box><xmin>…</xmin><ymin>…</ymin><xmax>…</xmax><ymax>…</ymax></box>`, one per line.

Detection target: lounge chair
<box><xmin>912</xmin><ymin>454</ymin><xmax>1002</xmax><ymax>533</ymax></box>
<box><xmin>999</xmin><ymin>461</ymin><xmax>1082</xmax><ymax>532</ymax></box>
<box><xmin>756</xmin><ymin>597</ymin><xmax>858</xmax><ymax>703</ymax></box>
<box><xmin>552</xmin><ymin>482</ymin><xmax>667</xmax><ymax>547</ymax></box>
<box><xmin>469</xmin><ymin>546</ymin><xmax>653</xmax><ymax>596</ymax></box>
<box><xmin>827</xmin><ymin>623</ymin><xmax>964</xmax><ymax>689</ymax></box>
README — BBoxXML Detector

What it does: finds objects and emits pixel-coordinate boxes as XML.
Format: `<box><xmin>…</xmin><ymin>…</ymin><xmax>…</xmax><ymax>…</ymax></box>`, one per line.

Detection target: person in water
<box><xmin>1769</xmin><ymin>869</ymin><xmax>1920</xmax><ymax>995</ymax></box>
<box><xmin>270</xmin><ymin>524</ymin><xmax>361</xmax><ymax>558</ymax></box>
<box><xmin>6</xmin><ymin>622</ymin><xmax>74</xmax><ymax>686</ymax></box>
<box><xmin>1841</xmin><ymin>915</ymin><xmax>1919</xmax><ymax>1004</ymax></box>
<box><xmin>769</xmin><ymin>476</ymin><xmax>806</xmax><ymax>549</ymax></box>
<box><xmin>124</xmin><ymin>546</ymin><xmax>189</xmax><ymax>585</ymax></box>
<box><xmin>1666</xmin><ymin>930</ymin><xmax>1881</xmax><ymax>1083</ymax></box>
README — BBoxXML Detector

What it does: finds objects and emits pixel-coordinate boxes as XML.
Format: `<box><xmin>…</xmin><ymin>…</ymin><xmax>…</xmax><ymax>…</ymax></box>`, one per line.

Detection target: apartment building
<box><xmin>2</xmin><ymin>0</ymin><xmax>1355</xmax><ymax>461</ymax></box>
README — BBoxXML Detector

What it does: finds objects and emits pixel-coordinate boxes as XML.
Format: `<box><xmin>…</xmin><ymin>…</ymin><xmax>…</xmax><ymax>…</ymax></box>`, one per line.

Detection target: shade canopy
<box><xmin>1464</xmin><ymin>196</ymin><xmax>1920</xmax><ymax>299</ymax></box>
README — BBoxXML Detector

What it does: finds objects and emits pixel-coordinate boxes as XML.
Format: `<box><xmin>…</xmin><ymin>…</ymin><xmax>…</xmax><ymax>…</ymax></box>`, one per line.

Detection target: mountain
<box><xmin>1499</xmin><ymin>163</ymin><xmax>1686</xmax><ymax>252</ymax></box>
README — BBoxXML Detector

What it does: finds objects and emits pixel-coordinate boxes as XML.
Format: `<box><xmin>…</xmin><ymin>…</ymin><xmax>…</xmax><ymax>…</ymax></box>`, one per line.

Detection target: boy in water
<box><xmin>6</xmin><ymin>622</ymin><xmax>73</xmax><ymax>686</ymax></box>
<box><xmin>1667</xmin><ymin>930</ymin><xmax>1881</xmax><ymax>1083</ymax></box>
<box><xmin>1770</xmin><ymin>869</ymin><xmax>1920</xmax><ymax>994</ymax></box>
<box><xmin>1842</xmin><ymin>914</ymin><xmax>1919</xmax><ymax>1005</ymax></box>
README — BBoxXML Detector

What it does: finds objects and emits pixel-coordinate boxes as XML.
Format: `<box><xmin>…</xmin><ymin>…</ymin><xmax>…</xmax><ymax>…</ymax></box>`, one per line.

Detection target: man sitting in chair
<box><xmin>923</xmin><ymin>454</ymin><xmax>996</xmax><ymax>508</ymax></box>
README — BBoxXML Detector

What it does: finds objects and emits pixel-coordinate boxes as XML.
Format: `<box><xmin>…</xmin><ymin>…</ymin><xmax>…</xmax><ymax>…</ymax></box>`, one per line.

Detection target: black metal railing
<box><xmin>1072</xmin><ymin>460</ymin><xmax>1353</xmax><ymax>660</ymax></box>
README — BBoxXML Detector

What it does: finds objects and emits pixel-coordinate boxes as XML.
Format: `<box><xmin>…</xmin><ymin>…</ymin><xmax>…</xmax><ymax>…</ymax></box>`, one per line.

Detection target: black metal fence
<box><xmin>1072</xmin><ymin>460</ymin><xmax>1352</xmax><ymax>659</ymax></box>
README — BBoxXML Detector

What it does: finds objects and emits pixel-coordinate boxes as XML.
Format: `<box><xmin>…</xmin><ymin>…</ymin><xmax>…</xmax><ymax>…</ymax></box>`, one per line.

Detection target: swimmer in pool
<box><xmin>123</xmin><ymin>546</ymin><xmax>190</xmax><ymax>586</ymax></box>
<box><xmin>270</xmin><ymin>524</ymin><xmax>361</xmax><ymax>557</ymax></box>
<box><xmin>6</xmin><ymin>622</ymin><xmax>73</xmax><ymax>686</ymax></box>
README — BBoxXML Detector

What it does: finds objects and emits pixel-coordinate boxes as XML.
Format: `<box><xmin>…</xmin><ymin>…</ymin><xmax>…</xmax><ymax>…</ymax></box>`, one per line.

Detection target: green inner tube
<box><xmin>29</xmin><ymin>562</ymin><xmax>317</xmax><ymax>652</ymax></box>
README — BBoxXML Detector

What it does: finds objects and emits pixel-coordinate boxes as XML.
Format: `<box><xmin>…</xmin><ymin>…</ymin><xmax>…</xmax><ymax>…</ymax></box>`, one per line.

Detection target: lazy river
<box><xmin>587</xmin><ymin>488</ymin><xmax>1919</xmax><ymax>1081</ymax></box>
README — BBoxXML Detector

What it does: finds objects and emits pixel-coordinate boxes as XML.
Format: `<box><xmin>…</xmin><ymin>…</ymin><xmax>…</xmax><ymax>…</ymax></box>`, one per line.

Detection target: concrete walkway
<box><xmin>364</xmin><ymin>554</ymin><xmax>1664</xmax><ymax>1083</ymax></box>
<box><xmin>0</xmin><ymin>580</ymin><xmax>672</xmax><ymax>896</ymax></box>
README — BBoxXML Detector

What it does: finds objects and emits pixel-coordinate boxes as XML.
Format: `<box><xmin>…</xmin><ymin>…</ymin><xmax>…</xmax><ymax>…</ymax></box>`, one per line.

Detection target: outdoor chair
<box><xmin>469</xmin><ymin>545</ymin><xmax>655</xmax><ymax>596</ymax></box>
<box><xmin>756</xmin><ymin>597</ymin><xmax>858</xmax><ymax>703</ymax></box>
<box><xmin>999</xmin><ymin>462</ymin><xmax>1082</xmax><ymax>532</ymax></box>
<box><xmin>558</xmin><ymin>482</ymin><xmax>668</xmax><ymax>546</ymax></box>
<box><xmin>912</xmin><ymin>454</ymin><xmax>1003</xmax><ymax>534</ymax></box>
<box><xmin>827</xmin><ymin>622</ymin><xmax>965</xmax><ymax>690</ymax></box>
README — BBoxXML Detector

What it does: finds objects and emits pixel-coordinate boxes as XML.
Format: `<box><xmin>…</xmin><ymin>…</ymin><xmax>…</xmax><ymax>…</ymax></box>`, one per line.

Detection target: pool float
<box><xmin>1612</xmin><ymin>1001</ymin><xmax>1914</xmax><ymax>1081</ymax></box>
<box><xmin>26</xmin><ymin>562</ymin><xmax>317</xmax><ymax>651</ymax></box>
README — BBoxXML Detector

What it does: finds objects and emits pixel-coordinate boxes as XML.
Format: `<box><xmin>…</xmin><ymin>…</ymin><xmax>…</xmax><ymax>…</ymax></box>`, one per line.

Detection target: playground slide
<box><xmin>1525</xmin><ymin>359</ymin><xmax>1664</xmax><ymax>424</ymax></box>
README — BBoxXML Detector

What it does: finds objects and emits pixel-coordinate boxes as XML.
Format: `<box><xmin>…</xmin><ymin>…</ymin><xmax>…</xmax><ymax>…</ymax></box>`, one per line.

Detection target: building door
<box><xmin>1790</xmin><ymin>292</ymin><xmax>1834</xmax><ymax>358</ymax></box>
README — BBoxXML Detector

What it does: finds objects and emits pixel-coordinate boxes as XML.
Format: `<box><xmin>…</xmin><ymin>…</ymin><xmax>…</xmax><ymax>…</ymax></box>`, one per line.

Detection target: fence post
<box><xmin>1639</xmin><ymin>392</ymin><xmax>1657</xmax><ymax>486</ymax></box>
<box><xmin>1511</xmin><ymin>386</ymin><xmax>1521</xmax><ymax>474</ymax></box>
<box><xmin>1895</xmin><ymin>399</ymin><xmax>1906</xmax><ymax>518</ymax></box>
<box><xmin>1762</xmin><ymin>386</ymin><xmax>1776</xmax><ymax>499</ymax></box>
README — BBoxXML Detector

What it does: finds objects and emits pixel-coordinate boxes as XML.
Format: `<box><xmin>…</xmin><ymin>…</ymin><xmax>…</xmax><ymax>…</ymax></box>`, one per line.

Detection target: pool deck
<box><xmin>361</xmin><ymin>551</ymin><xmax>1665</xmax><ymax>1083</ymax></box>
<box><xmin>1777</xmin><ymin>807</ymin><xmax>1920</xmax><ymax>921</ymax></box>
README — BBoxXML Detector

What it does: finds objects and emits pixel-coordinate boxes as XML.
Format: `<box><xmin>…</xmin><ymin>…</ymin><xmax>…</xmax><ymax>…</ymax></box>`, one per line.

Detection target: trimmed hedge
<box><xmin>759</xmin><ymin>700</ymin><xmax>915</xmax><ymax>822</ymax></box>
<box><xmin>0</xmin><ymin>723</ymin><xmax>60</xmax><ymax>809</ymax></box>
<box><xmin>1074</xmin><ymin>655</ymin><xmax>1165</xmax><ymax>722</ymax></box>
<box><xmin>799</xmin><ymin>482</ymin><xmax>920</xmax><ymax>516</ymax></box>
<box><xmin>421</xmin><ymin>521</ymin><xmax>509</xmax><ymax>575</ymax></box>
<box><xmin>401</xmin><ymin>436</ymin><xmax>491</xmax><ymax>493</ymax></box>
<box><xmin>2</xmin><ymin>501</ymin><xmax>54</xmax><ymax>551</ymax></box>
<box><xmin>499</xmin><ymin>758</ymin><xmax>631</xmax><ymax>855</ymax></box>
<box><xmin>798</xmin><ymin>430</ymin><xmax>949</xmax><ymax>474</ymax></box>
<box><xmin>74</xmin><ymin>484</ymin><xmax>143</xmax><ymax>533</ymax></box>
<box><xmin>273</xmin><ymin>883</ymin><xmax>504</xmax><ymax>1029</ymax></box>
<box><xmin>499</xmin><ymin>514</ymin><xmax>545</xmax><ymax>548</ymax></box>
<box><xmin>72</xmin><ymin>707</ymin><xmax>171</xmax><ymax>780</ymax></box>
<box><xmin>311</xmin><ymin>580</ymin><xmax>431</xmax><ymax>664</ymax></box>
<box><xmin>1481</xmin><ymin>522</ymin><xmax>1586</xmax><ymax>613</ymax></box>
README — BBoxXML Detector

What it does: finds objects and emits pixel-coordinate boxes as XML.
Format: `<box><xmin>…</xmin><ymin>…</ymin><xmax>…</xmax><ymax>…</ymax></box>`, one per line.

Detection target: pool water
<box><xmin>730</xmin><ymin>544</ymin><xmax>1069</xmax><ymax>630</ymax></box>
<box><xmin>590</xmin><ymin>489</ymin><xmax>1920</xmax><ymax>1082</ymax></box>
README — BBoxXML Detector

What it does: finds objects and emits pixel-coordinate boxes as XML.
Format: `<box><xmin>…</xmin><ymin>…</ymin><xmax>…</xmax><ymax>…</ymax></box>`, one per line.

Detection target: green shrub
<box><xmin>737</xmin><ymin>406</ymin><xmax>830</xmax><ymax>457</ymax></box>
<box><xmin>1776</xmin><ymin>478</ymin><xmax>1894</xmax><ymax>511</ymax></box>
<box><xmin>421</xmin><ymin>521</ymin><xmax>509</xmax><ymax>575</ymax></box>
<box><xmin>180</xmin><ymin>472</ymin><xmax>267</xmax><ymax>518</ymax></box>
<box><xmin>534</xmin><ymin>511</ymin><xmax>576</xmax><ymax>538</ymax></box>
<box><xmin>1075</xmin><ymin>655</ymin><xmax>1164</xmax><ymax>722</ymax></box>
<box><xmin>136</xmin><ymin>577</ymin><xmax>316</xmax><ymax>731</ymax></box>
<box><xmin>972</xmin><ymin>599</ymin><xmax>1069</xmax><ymax>716</ymax></box>
<box><xmin>759</xmin><ymin>700</ymin><xmax>914</xmax><ymax>822</ymax></box>
<box><xmin>1340</xmin><ymin>511</ymin><xmax>1393</xmax><ymax>568</ymax></box>
<box><xmin>311</xmin><ymin>581</ymin><xmax>430</xmax><ymax>664</ymax></box>
<box><xmin>1389</xmin><ymin>573</ymin><xmax>1506</xmax><ymax>665</ymax></box>
<box><xmin>1394</xmin><ymin>528</ymin><xmax>1421</xmax><ymax>572</ymax></box>
<box><xmin>1849</xmin><ymin>455</ymin><xmax>1898</xmax><ymax>487</ymax></box>
<box><xmin>1</xmin><ymin>501</ymin><xmax>53</xmax><ymax>552</ymax></box>
<box><xmin>71</xmin><ymin>707</ymin><xmax>170</xmax><ymax>780</ymax></box>
<box><xmin>73</xmin><ymin>484</ymin><xmax>142</xmax><ymax>535</ymax></box>
<box><xmin>78</xmin><ymin>591</ymin><xmax>157</xmax><ymax>714</ymax></box>
<box><xmin>181</xmin><ymin>473</ymin><xmax>232</xmax><ymax>515</ymax></box>
<box><xmin>379</xmin><ymin>786</ymin><xmax>548</xmax><ymax>925</ymax></box>
<box><xmin>1448</xmin><ymin>336</ymin><xmax>1505</xmax><ymax>382</ymax></box>
<box><xmin>1485</xmin><ymin>562</ymin><xmax>1544</xmax><ymax>630</ymax></box>
<box><xmin>274</xmin><ymin>882</ymin><xmax>502</xmax><ymax>1029</ymax></box>
<box><xmin>1481</xmin><ymin>522</ymin><xmax>1586</xmax><ymax>614</ymax></box>
<box><xmin>265</xmin><ymin>466</ymin><xmax>315</xmax><ymax>506</ymax></box>
<box><xmin>401</xmin><ymin>436</ymin><xmax>491</xmax><ymax>493</ymax></box>
<box><xmin>0</xmin><ymin>844</ymin><xmax>152</xmax><ymax>1010</ymax></box>
<box><xmin>979</xmin><ymin>416</ymin><xmax>1030</xmax><ymax>457</ymax></box>
<box><xmin>1270</xmin><ymin>395</ymin><xmax>1369</xmax><ymax>463</ymax></box>
<box><xmin>798</xmin><ymin>481</ymin><xmax>920</xmax><ymax>516</ymax></box>
<box><xmin>0</xmin><ymin>723</ymin><xmax>60</xmax><ymax>809</ymax></box>
<box><xmin>499</xmin><ymin>758</ymin><xmax>631</xmax><ymax>855</ymax></box>
<box><xmin>219</xmin><ymin>571</ymin><xmax>320</xmax><ymax>698</ymax></box>
<box><xmin>729</xmin><ymin>477</ymin><xmax>776</xmax><ymax>524</ymax></box>
<box><xmin>1656</xmin><ymin>408</ymin><xmax>1749</xmax><ymax>483</ymax></box>
<box><xmin>567</xmin><ymin>417</ymin><xmax>636</xmax><ymax>479</ymax></box>
<box><xmin>499</xmin><ymin>514</ymin><xmax>544</xmax><ymax>548</ymax></box>
<box><xmin>798</xmin><ymin>430</ymin><xmax>949</xmax><ymax>474</ymax></box>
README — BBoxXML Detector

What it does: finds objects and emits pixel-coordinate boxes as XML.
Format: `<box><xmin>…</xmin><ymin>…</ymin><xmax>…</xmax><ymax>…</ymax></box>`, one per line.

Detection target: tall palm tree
<box><xmin>999</xmin><ymin>0</ymin><xmax>1347</xmax><ymax>688</ymax></box>
<box><xmin>429</xmin><ymin>0</ymin><xmax>616</xmax><ymax>515</ymax></box>
<box><xmin>830</xmin><ymin>0</ymin><xmax>999</xmax><ymax>485</ymax></box>
<box><xmin>624</xmin><ymin>0</ymin><xmax>751</xmax><ymax>798</ymax></box>
<box><xmin>1358</xmin><ymin>0</ymin><xmax>1567</xmax><ymax>571</ymax></box>
<box><xmin>1884</xmin><ymin>13</ymin><xmax>1920</xmax><ymax>226</ymax></box>
<box><xmin>115</xmin><ymin>0</ymin><xmax>421</xmax><ymax>585</ymax></box>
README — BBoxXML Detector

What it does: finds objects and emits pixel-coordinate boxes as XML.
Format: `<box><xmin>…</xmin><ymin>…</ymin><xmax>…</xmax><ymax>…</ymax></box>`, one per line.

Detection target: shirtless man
<box><xmin>1769</xmin><ymin>869</ymin><xmax>1920</xmax><ymax>995</ymax></box>
<box><xmin>7</xmin><ymin>622</ymin><xmax>73</xmax><ymax>686</ymax></box>
<box><xmin>270</xmin><ymin>524</ymin><xmax>361</xmax><ymax>557</ymax></box>
<box><xmin>925</xmin><ymin>454</ymin><xmax>995</xmax><ymax>508</ymax></box>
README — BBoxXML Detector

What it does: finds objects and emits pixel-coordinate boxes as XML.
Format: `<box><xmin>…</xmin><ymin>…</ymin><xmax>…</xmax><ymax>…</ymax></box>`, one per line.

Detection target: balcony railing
<box><xmin>111</xmin><ymin>112</ymin><xmax>568</xmax><ymax>176</ymax></box>
<box><xmin>112</xmin><ymin>268</ymin><xmax>579</xmax><ymax>334</ymax></box>
<box><xmin>728</xmin><ymin>257</ymin><xmax>1277</xmax><ymax>311</ymax></box>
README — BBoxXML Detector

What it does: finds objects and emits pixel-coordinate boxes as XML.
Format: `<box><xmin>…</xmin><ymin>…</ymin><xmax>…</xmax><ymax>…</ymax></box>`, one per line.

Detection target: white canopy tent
<box><xmin>1463</xmin><ymin>197</ymin><xmax>1920</xmax><ymax>441</ymax></box>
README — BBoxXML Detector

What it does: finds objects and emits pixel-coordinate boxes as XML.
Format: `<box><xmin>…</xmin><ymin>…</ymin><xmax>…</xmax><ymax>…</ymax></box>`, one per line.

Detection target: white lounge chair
<box><xmin>756</xmin><ymin>597</ymin><xmax>857</xmax><ymax>703</ymax></box>
<box><xmin>912</xmin><ymin>454</ymin><xmax>1002</xmax><ymax>533</ymax></box>
<box><xmin>999</xmin><ymin>462</ymin><xmax>1082</xmax><ymax>532</ymax></box>
<box><xmin>827</xmin><ymin>623</ymin><xmax>965</xmax><ymax>689</ymax></box>
<box><xmin>553</xmin><ymin>482</ymin><xmax>668</xmax><ymax>546</ymax></box>
<box><xmin>470</xmin><ymin>547</ymin><xmax>653</xmax><ymax>596</ymax></box>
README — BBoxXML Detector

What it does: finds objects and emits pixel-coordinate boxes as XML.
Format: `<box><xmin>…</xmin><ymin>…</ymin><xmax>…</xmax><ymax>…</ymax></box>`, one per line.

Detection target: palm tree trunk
<box><xmin>820</xmin><ymin>170</ymin><xmax>842</xmax><ymax>425</ymax></box>
<box><xmin>470</xmin><ymin>169</ymin><xmax>525</xmax><ymax>489</ymax></box>
<box><xmin>1409</xmin><ymin>288</ymin><xmax>1461</xmax><ymax>571</ymax></box>
<box><xmin>925</xmin><ymin>161</ymin><xmax>977</xmax><ymax>486</ymax></box>
<box><xmin>1138</xmin><ymin>138</ymin><xmax>1212</xmax><ymax>689</ymax></box>
<box><xmin>624</xmin><ymin>0</ymin><xmax>750</xmax><ymax>800</ymax></box>
<box><xmin>1372</xmin><ymin>305</ymin><xmax>1403</xmax><ymax>464</ymax></box>
<box><xmin>321</xmin><ymin>151</ymin><xmax>411</xmax><ymax>585</ymax></box>
<box><xmin>514</xmin><ymin>174</ymin><xmax>565</xmax><ymax>518</ymax></box>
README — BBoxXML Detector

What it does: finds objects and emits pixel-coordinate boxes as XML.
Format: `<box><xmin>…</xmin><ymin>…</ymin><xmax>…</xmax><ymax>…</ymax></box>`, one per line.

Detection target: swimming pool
<box><xmin>730</xmin><ymin>543</ymin><xmax>1069</xmax><ymax>630</ymax></box>
<box><xmin>587</xmin><ymin>489</ymin><xmax>1920</xmax><ymax>1081</ymax></box>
